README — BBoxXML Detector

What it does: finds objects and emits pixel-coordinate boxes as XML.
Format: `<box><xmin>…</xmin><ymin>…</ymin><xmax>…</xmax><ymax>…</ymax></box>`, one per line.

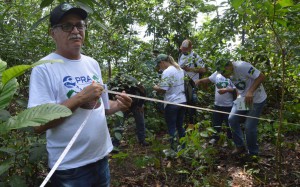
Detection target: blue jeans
<box><xmin>212</xmin><ymin>105</ymin><xmax>232</xmax><ymax>139</ymax></box>
<box><xmin>131</xmin><ymin>105</ymin><xmax>146</xmax><ymax>143</ymax></box>
<box><xmin>164</xmin><ymin>103</ymin><xmax>186</xmax><ymax>150</ymax></box>
<box><xmin>50</xmin><ymin>157</ymin><xmax>110</xmax><ymax>187</ymax></box>
<box><xmin>229</xmin><ymin>99</ymin><xmax>266</xmax><ymax>155</ymax></box>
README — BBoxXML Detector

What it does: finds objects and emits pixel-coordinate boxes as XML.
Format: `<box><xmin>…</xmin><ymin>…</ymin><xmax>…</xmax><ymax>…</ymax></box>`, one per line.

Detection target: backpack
<box><xmin>180</xmin><ymin>52</ymin><xmax>199</xmax><ymax>104</ymax></box>
<box><xmin>184</xmin><ymin>76</ymin><xmax>195</xmax><ymax>105</ymax></box>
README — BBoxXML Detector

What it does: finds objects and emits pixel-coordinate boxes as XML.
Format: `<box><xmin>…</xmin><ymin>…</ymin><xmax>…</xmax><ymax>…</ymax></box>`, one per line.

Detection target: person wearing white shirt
<box><xmin>153</xmin><ymin>54</ymin><xmax>187</xmax><ymax>150</ymax></box>
<box><xmin>178</xmin><ymin>39</ymin><xmax>206</xmax><ymax>126</ymax></box>
<box><xmin>215</xmin><ymin>58</ymin><xmax>267</xmax><ymax>156</ymax></box>
<box><xmin>28</xmin><ymin>3</ymin><xmax>132</xmax><ymax>186</ymax></box>
<box><xmin>195</xmin><ymin>71</ymin><xmax>236</xmax><ymax>141</ymax></box>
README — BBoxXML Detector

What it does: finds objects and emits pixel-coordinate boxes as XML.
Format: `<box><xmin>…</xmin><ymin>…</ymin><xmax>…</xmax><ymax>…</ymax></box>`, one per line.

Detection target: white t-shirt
<box><xmin>159</xmin><ymin>66</ymin><xmax>186</xmax><ymax>106</ymax></box>
<box><xmin>209</xmin><ymin>71</ymin><xmax>235</xmax><ymax>107</ymax></box>
<box><xmin>28</xmin><ymin>53</ymin><xmax>113</xmax><ymax>170</ymax></box>
<box><xmin>231</xmin><ymin>61</ymin><xmax>267</xmax><ymax>103</ymax></box>
<box><xmin>178</xmin><ymin>51</ymin><xmax>205</xmax><ymax>82</ymax></box>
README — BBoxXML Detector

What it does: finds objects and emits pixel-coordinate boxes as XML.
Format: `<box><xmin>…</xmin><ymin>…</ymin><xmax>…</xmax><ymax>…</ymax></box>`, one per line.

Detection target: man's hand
<box><xmin>153</xmin><ymin>85</ymin><xmax>160</xmax><ymax>91</ymax></box>
<box><xmin>80</xmin><ymin>82</ymin><xmax>104</xmax><ymax>109</ymax></box>
<box><xmin>245</xmin><ymin>91</ymin><xmax>254</xmax><ymax>107</ymax></box>
<box><xmin>217</xmin><ymin>88</ymin><xmax>228</xmax><ymax>95</ymax></box>
<box><xmin>182</xmin><ymin>66</ymin><xmax>190</xmax><ymax>71</ymax></box>
<box><xmin>115</xmin><ymin>91</ymin><xmax>132</xmax><ymax>112</ymax></box>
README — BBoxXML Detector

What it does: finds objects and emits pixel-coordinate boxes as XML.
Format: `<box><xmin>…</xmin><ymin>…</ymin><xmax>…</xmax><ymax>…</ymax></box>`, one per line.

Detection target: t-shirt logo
<box><xmin>63</xmin><ymin>76</ymin><xmax>76</xmax><ymax>88</ymax></box>
<box><xmin>63</xmin><ymin>75</ymin><xmax>99</xmax><ymax>98</ymax></box>
<box><xmin>235</xmin><ymin>81</ymin><xmax>246</xmax><ymax>90</ymax></box>
<box><xmin>248</xmin><ymin>67</ymin><xmax>255</xmax><ymax>75</ymax></box>
<box><xmin>216</xmin><ymin>82</ymin><xmax>228</xmax><ymax>89</ymax></box>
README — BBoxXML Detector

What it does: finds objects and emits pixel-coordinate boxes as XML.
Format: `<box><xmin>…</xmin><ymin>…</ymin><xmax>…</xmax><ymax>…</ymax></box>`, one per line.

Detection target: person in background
<box><xmin>195</xmin><ymin>71</ymin><xmax>236</xmax><ymax>141</ymax></box>
<box><xmin>178</xmin><ymin>39</ymin><xmax>206</xmax><ymax>127</ymax></box>
<box><xmin>153</xmin><ymin>54</ymin><xmax>186</xmax><ymax>150</ymax></box>
<box><xmin>28</xmin><ymin>3</ymin><xmax>132</xmax><ymax>186</ymax></box>
<box><xmin>108</xmin><ymin>75</ymin><xmax>149</xmax><ymax>146</ymax></box>
<box><xmin>215</xmin><ymin>58</ymin><xmax>267</xmax><ymax>156</ymax></box>
<box><xmin>152</xmin><ymin>49</ymin><xmax>160</xmax><ymax>58</ymax></box>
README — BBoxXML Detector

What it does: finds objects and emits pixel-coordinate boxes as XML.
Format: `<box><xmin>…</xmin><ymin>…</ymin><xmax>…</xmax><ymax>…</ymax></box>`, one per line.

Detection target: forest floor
<box><xmin>109</xmin><ymin>128</ymin><xmax>300</xmax><ymax>187</ymax></box>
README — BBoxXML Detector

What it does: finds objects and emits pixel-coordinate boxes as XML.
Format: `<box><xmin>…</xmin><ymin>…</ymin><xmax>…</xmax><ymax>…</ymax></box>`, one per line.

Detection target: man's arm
<box><xmin>153</xmin><ymin>85</ymin><xmax>166</xmax><ymax>94</ymax></box>
<box><xmin>195</xmin><ymin>77</ymin><xmax>211</xmax><ymax>86</ymax></box>
<box><xmin>182</xmin><ymin>66</ymin><xmax>206</xmax><ymax>74</ymax></box>
<box><xmin>245</xmin><ymin>73</ymin><xmax>266</xmax><ymax>105</ymax></box>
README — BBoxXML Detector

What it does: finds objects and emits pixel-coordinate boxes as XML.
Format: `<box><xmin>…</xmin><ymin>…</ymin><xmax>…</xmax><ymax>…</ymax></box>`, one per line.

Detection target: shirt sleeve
<box><xmin>159</xmin><ymin>71</ymin><xmax>170</xmax><ymax>91</ymax></box>
<box><xmin>28</xmin><ymin>65</ymin><xmax>56</xmax><ymax>108</ymax></box>
<box><xmin>238</xmin><ymin>61</ymin><xmax>261</xmax><ymax>79</ymax></box>
<box><xmin>208</xmin><ymin>71</ymin><xmax>218</xmax><ymax>84</ymax></box>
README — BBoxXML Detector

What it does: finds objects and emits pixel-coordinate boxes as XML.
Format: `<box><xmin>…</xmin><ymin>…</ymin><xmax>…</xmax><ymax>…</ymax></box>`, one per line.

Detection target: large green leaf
<box><xmin>2</xmin><ymin>59</ymin><xmax>64</xmax><ymax>86</ymax></box>
<box><xmin>0</xmin><ymin>104</ymin><xmax>72</xmax><ymax>134</ymax></box>
<box><xmin>0</xmin><ymin>109</ymin><xmax>11</xmax><ymax>121</ymax></box>
<box><xmin>0</xmin><ymin>159</ymin><xmax>13</xmax><ymax>176</ymax></box>
<box><xmin>0</xmin><ymin>78</ymin><xmax>18</xmax><ymax>110</ymax></box>
<box><xmin>278</xmin><ymin>0</ymin><xmax>293</xmax><ymax>8</ymax></box>
<box><xmin>0</xmin><ymin>59</ymin><xmax>7</xmax><ymax>75</ymax></box>
<box><xmin>31</xmin><ymin>59</ymin><xmax>64</xmax><ymax>67</ymax></box>
<box><xmin>2</xmin><ymin>65</ymin><xmax>31</xmax><ymax>86</ymax></box>
<box><xmin>230</xmin><ymin>0</ymin><xmax>243</xmax><ymax>11</ymax></box>
<box><xmin>40</xmin><ymin>0</ymin><xmax>54</xmax><ymax>8</ymax></box>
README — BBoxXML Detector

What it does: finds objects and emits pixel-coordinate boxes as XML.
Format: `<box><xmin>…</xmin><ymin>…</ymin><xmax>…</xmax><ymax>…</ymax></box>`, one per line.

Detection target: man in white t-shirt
<box><xmin>28</xmin><ymin>3</ymin><xmax>132</xmax><ymax>186</ymax></box>
<box><xmin>215</xmin><ymin>58</ymin><xmax>267</xmax><ymax>156</ymax></box>
<box><xmin>195</xmin><ymin>71</ymin><xmax>236</xmax><ymax>141</ymax></box>
<box><xmin>178</xmin><ymin>39</ymin><xmax>206</xmax><ymax>126</ymax></box>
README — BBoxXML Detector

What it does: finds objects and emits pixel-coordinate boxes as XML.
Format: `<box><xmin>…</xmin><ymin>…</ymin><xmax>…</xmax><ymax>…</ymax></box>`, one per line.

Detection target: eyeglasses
<box><xmin>52</xmin><ymin>22</ymin><xmax>87</xmax><ymax>32</ymax></box>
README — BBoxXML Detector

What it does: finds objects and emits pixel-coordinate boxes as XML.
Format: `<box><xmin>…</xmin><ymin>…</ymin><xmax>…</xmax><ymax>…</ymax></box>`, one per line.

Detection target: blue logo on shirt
<box><xmin>63</xmin><ymin>76</ymin><xmax>76</xmax><ymax>88</ymax></box>
<box><xmin>248</xmin><ymin>67</ymin><xmax>255</xmax><ymax>75</ymax></box>
<box><xmin>63</xmin><ymin>75</ymin><xmax>99</xmax><ymax>98</ymax></box>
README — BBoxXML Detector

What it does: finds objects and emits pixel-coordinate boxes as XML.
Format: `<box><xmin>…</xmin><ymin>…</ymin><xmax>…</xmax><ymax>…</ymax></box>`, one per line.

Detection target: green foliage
<box><xmin>134</xmin><ymin>155</ymin><xmax>160</xmax><ymax>169</ymax></box>
<box><xmin>0</xmin><ymin>0</ymin><xmax>299</xmax><ymax>186</ymax></box>
<box><xmin>0</xmin><ymin>104</ymin><xmax>72</xmax><ymax>134</ymax></box>
<box><xmin>0</xmin><ymin>57</ymin><xmax>71</xmax><ymax>186</ymax></box>
<box><xmin>0</xmin><ymin>130</ymin><xmax>48</xmax><ymax>186</ymax></box>
<box><xmin>0</xmin><ymin>78</ymin><xmax>18</xmax><ymax>110</ymax></box>
<box><xmin>111</xmin><ymin>151</ymin><xmax>129</xmax><ymax>165</ymax></box>
<box><xmin>177</xmin><ymin>121</ymin><xmax>218</xmax><ymax>180</ymax></box>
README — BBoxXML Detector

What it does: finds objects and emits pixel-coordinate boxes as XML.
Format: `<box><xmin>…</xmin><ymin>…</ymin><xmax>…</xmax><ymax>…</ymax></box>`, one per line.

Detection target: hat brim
<box><xmin>155</xmin><ymin>59</ymin><xmax>161</xmax><ymax>67</ymax></box>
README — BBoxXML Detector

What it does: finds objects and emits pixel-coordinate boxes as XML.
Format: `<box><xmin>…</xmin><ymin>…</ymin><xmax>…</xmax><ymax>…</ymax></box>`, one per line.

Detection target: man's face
<box><xmin>220</xmin><ymin>65</ymin><xmax>233</xmax><ymax>78</ymax></box>
<box><xmin>181</xmin><ymin>47</ymin><xmax>191</xmax><ymax>55</ymax></box>
<box><xmin>51</xmin><ymin>14</ymin><xmax>85</xmax><ymax>53</ymax></box>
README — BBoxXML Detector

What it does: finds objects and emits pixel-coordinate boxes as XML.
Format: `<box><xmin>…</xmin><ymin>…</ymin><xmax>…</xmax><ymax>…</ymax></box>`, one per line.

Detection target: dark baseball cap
<box><xmin>50</xmin><ymin>3</ymin><xmax>88</xmax><ymax>27</ymax></box>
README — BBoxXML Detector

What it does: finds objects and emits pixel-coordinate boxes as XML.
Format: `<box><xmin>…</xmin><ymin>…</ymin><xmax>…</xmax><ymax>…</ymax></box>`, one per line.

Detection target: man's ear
<box><xmin>49</xmin><ymin>27</ymin><xmax>55</xmax><ymax>37</ymax></box>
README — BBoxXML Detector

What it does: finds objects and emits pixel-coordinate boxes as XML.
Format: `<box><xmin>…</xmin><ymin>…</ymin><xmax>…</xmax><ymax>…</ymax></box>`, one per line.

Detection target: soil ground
<box><xmin>109</xmin><ymin>129</ymin><xmax>300</xmax><ymax>187</ymax></box>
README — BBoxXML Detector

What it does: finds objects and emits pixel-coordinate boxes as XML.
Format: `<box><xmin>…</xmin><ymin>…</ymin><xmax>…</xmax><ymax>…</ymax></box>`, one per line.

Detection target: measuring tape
<box><xmin>106</xmin><ymin>90</ymin><xmax>298</xmax><ymax>126</ymax></box>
